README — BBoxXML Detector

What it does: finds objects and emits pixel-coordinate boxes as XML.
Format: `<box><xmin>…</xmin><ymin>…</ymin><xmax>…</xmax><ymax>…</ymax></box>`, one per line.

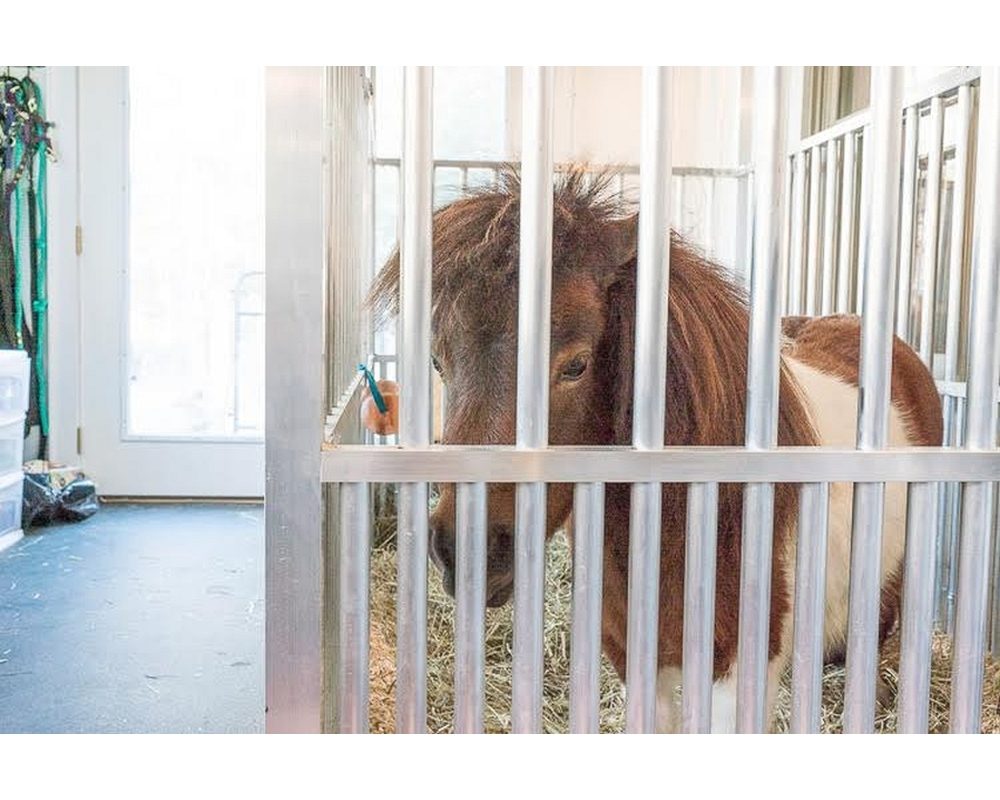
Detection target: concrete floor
<box><xmin>0</xmin><ymin>503</ymin><xmax>263</xmax><ymax>733</ymax></box>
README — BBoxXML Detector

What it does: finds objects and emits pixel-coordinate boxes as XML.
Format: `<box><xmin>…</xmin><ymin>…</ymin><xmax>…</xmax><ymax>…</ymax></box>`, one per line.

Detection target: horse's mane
<box><xmin>367</xmin><ymin>163</ymin><xmax>816</xmax><ymax>453</ymax></box>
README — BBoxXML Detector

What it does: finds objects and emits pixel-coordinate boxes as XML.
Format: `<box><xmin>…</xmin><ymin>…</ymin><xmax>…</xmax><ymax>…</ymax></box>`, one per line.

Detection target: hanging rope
<box><xmin>1</xmin><ymin>69</ymin><xmax>53</xmax><ymax>457</ymax></box>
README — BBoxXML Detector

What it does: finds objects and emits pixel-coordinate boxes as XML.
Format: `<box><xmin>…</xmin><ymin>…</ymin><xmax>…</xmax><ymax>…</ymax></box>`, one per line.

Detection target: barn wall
<box><xmin>506</xmin><ymin>66</ymin><xmax>748</xmax><ymax>168</ymax></box>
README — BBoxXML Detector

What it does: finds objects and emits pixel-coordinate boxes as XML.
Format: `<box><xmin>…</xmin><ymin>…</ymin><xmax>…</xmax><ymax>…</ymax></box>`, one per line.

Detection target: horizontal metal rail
<box><xmin>372</xmin><ymin>156</ymin><xmax>751</xmax><ymax>180</ymax></box>
<box><xmin>321</xmin><ymin>446</ymin><xmax>1000</xmax><ymax>484</ymax></box>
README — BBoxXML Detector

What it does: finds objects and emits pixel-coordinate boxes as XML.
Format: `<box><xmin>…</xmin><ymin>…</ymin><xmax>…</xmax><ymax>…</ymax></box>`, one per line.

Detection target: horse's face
<box><xmin>428</xmin><ymin>271</ymin><xmax>620</xmax><ymax>607</ymax></box>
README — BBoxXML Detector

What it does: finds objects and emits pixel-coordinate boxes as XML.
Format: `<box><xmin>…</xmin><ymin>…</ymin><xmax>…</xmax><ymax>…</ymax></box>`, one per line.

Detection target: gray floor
<box><xmin>0</xmin><ymin>503</ymin><xmax>263</xmax><ymax>733</ymax></box>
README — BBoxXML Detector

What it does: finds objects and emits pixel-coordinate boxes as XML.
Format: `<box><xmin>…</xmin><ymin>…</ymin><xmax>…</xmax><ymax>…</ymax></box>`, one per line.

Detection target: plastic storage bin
<box><xmin>0</xmin><ymin>470</ymin><xmax>22</xmax><ymax>536</ymax></box>
<box><xmin>0</xmin><ymin>350</ymin><xmax>29</xmax><ymax>415</ymax></box>
<box><xmin>0</xmin><ymin>414</ymin><xmax>24</xmax><ymax>475</ymax></box>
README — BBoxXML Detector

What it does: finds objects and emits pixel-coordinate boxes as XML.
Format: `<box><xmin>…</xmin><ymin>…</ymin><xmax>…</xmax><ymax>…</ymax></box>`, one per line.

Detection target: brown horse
<box><xmin>367</xmin><ymin>168</ymin><xmax>942</xmax><ymax>732</ymax></box>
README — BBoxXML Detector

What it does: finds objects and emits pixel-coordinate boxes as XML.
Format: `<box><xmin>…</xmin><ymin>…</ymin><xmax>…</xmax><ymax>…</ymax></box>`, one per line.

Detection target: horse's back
<box><xmin>781</xmin><ymin>314</ymin><xmax>942</xmax><ymax>446</ymax></box>
<box><xmin>779</xmin><ymin>314</ymin><xmax>942</xmax><ymax>664</ymax></box>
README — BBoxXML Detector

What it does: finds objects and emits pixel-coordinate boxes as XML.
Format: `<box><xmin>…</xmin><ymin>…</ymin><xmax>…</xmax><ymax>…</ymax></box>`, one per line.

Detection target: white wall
<box><xmin>508</xmin><ymin>67</ymin><xmax>749</xmax><ymax>167</ymax></box>
<box><xmin>40</xmin><ymin>68</ymin><xmax>81</xmax><ymax>466</ymax></box>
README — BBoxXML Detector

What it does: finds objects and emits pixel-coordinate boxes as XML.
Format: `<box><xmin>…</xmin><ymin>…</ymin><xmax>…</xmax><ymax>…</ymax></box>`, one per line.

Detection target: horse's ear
<box><xmin>601</xmin><ymin>213</ymin><xmax>638</xmax><ymax>283</ymax></box>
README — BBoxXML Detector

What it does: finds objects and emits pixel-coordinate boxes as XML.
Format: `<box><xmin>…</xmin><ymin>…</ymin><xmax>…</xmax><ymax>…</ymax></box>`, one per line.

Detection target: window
<box><xmin>803</xmin><ymin>66</ymin><xmax>871</xmax><ymax>135</ymax></box>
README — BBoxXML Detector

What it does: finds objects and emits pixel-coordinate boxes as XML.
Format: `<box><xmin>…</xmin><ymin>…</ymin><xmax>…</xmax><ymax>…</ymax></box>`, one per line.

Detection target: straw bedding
<box><xmin>367</xmin><ymin>519</ymin><xmax>1000</xmax><ymax>734</ymax></box>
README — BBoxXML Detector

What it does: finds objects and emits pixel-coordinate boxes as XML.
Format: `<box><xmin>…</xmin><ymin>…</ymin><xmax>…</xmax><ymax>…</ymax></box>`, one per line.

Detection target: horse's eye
<box><xmin>560</xmin><ymin>355</ymin><xmax>589</xmax><ymax>382</ymax></box>
<box><xmin>431</xmin><ymin>355</ymin><xmax>443</xmax><ymax>376</ymax></box>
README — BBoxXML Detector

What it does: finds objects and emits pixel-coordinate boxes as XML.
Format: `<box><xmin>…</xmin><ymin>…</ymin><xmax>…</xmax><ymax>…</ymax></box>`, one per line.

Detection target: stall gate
<box><xmin>266</xmin><ymin>66</ymin><xmax>1000</xmax><ymax>734</ymax></box>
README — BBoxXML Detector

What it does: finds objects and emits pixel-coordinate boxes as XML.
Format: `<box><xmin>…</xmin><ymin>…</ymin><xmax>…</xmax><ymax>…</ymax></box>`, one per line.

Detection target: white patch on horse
<box><xmin>711</xmin><ymin>675</ymin><xmax>738</xmax><ymax>733</ymax></box>
<box><xmin>783</xmin><ymin>356</ymin><xmax>912</xmax><ymax>660</ymax></box>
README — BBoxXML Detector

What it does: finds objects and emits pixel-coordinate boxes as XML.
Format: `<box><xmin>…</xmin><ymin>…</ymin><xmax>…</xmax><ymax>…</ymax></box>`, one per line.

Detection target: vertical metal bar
<box><xmin>265</xmin><ymin>66</ymin><xmax>326</xmax><ymax>733</ymax></box>
<box><xmin>395</xmin><ymin>66</ymin><xmax>434</xmax><ymax>734</ymax></box>
<box><xmin>990</xmin><ymin>485</ymin><xmax>1000</xmax><ymax>657</ymax></box>
<box><xmin>737</xmin><ymin>66</ymin><xmax>787</xmax><ymax>733</ymax></box>
<box><xmin>936</xmin><ymin>395</ymin><xmax>957</xmax><ymax>626</ymax></box>
<box><xmin>944</xmin><ymin>86</ymin><xmax>972</xmax><ymax>384</ymax></box>
<box><xmin>682</xmin><ymin>482</ymin><xmax>719</xmax><ymax>734</ymax></box>
<box><xmin>625</xmin><ymin>66</ymin><xmax>673</xmax><ymax>734</ymax></box>
<box><xmin>898</xmin><ymin>481</ymin><xmax>940</xmax><ymax>734</ymax></box>
<box><xmin>945</xmin><ymin>397</ymin><xmax>968</xmax><ymax>633</ymax></box>
<box><xmin>570</xmin><ymin>482</ymin><xmax>606</xmax><ymax>734</ymax></box>
<box><xmin>918</xmin><ymin>97</ymin><xmax>945</xmax><ymax>365</ymax></box>
<box><xmin>395</xmin><ymin>482</ymin><xmax>428</xmax><ymax>732</ymax></box>
<box><xmin>951</xmin><ymin>67</ymin><xmax>1000</xmax><ymax>734</ymax></box>
<box><xmin>454</xmin><ymin>482</ymin><xmax>487</xmax><ymax>733</ymax></box>
<box><xmin>821</xmin><ymin>141</ymin><xmax>838</xmax><ymax>315</ymax></box>
<box><xmin>855</xmin><ymin>125</ymin><xmax>871</xmax><ymax>315</ymax></box>
<box><xmin>703</xmin><ymin>178</ymin><xmax>716</xmax><ymax>258</ymax></box>
<box><xmin>837</xmin><ymin>132</ymin><xmax>857</xmax><ymax>314</ymax></box>
<box><xmin>896</xmin><ymin>107</ymin><xmax>919</xmax><ymax>339</ymax></box>
<box><xmin>790</xmin><ymin>482</ymin><xmax>830</xmax><ymax>734</ymax></box>
<box><xmin>844</xmin><ymin>66</ymin><xmax>904</xmax><ymax>735</ymax></box>
<box><xmin>512</xmin><ymin>66</ymin><xmax>554</xmax><ymax>734</ymax></box>
<box><xmin>788</xmin><ymin>152</ymin><xmax>807</xmax><ymax>314</ymax></box>
<box><xmin>806</xmin><ymin>146</ymin><xmax>822</xmax><ymax>315</ymax></box>
<box><xmin>745</xmin><ymin>169</ymin><xmax>756</xmax><ymax>284</ymax></box>
<box><xmin>338</xmin><ymin>481</ymin><xmax>371</xmax><ymax>733</ymax></box>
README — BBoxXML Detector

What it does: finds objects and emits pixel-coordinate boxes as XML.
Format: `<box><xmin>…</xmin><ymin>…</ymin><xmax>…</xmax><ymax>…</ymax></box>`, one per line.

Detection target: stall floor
<box><xmin>0</xmin><ymin>503</ymin><xmax>263</xmax><ymax>733</ymax></box>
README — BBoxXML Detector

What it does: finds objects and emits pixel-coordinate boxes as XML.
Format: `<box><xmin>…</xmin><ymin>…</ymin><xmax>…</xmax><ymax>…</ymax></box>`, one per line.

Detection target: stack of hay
<box><xmin>367</xmin><ymin>510</ymin><xmax>1000</xmax><ymax>733</ymax></box>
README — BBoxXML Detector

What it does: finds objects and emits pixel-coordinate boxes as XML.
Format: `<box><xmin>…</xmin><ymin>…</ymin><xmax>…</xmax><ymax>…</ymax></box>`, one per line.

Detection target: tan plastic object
<box><xmin>360</xmin><ymin>379</ymin><xmax>400</xmax><ymax>436</ymax></box>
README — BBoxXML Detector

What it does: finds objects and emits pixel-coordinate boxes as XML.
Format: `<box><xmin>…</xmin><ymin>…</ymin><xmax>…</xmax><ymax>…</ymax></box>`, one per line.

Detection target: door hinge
<box><xmin>76</xmin><ymin>426</ymin><xmax>83</xmax><ymax>454</ymax></box>
<box><xmin>75</xmin><ymin>224</ymin><xmax>83</xmax><ymax>256</ymax></box>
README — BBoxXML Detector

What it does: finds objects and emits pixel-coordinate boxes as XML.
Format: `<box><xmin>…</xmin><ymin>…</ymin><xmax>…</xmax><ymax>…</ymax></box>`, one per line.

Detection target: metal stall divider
<box><xmin>294</xmin><ymin>65</ymin><xmax>1000</xmax><ymax>735</ymax></box>
<box><xmin>512</xmin><ymin>66</ymin><xmax>555</xmax><ymax>734</ymax></box>
<box><xmin>737</xmin><ymin>66</ymin><xmax>788</xmax><ymax>734</ymax></box>
<box><xmin>396</xmin><ymin>66</ymin><xmax>434</xmax><ymax>734</ymax></box>
<box><xmin>951</xmin><ymin>67</ymin><xmax>1000</xmax><ymax>734</ymax></box>
<box><xmin>917</xmin><ymin>96</ymin><xmax>945</xmax><ymax>366</ymax></box>
<box><xmin>844</xmin><ymin>66</ymin><xmax>904</xmax><ymax>734</ymax></box>
<box><xmin>624</xmin><ymin>66</ymin><xmax>672</xmax><ymax>734</ymax></box>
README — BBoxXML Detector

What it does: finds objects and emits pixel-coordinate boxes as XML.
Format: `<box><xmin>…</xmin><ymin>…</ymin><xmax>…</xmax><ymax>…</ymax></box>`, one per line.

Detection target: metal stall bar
<box><xmin>511</xmin><ymin>66</ymin><xmax>555</xmax><ymax>734</ymax></box>
<box><xmin>944</xmin><ymin>86</ymin><xmax>973</xmax><ymax>385</ymax></box>
<box><xmin>854</xmin><ymin>125</ymin><xmax>871</xmax><ymax>315</ymax></box>
<box><xmin>897</xmin><ymin>481</ymin><xmax>940</xmax><ymax>733</ymax></box>
<box><xmin>821</xmin><ymin>140</ymin><xmax>838</xmax><ymax>315</ymax></box>
<box><xmin>395</xmin><ymin>66</ymin><xmax>434</xmax><ymax>734</ymax></box>
<box><xmin>837</xmin><ymin>132</ymin><xmax>857</xmax><ymax>313</ymax></box>
<box><xmin>570</xmin><ymin>482</ymin><xmax>606</xmax><ymax>734</ymax></box>
<box><xmin>938</xmin><ymin>86</ymin><xmax>973</xmax><ymax>639</ymax></box>
<box><xmin>265</xmin><ymin>66</ymin><xmax>326</xmax><ymax>734</ymax></box>
<box><xmin>896</xmin><ymin>106</ymin><xmax>919</xmax><ymax>339</ymax></box>
<box><xmin>737</xmin><ymin>65</ymin><xmax>787</xmax><ymax>734</ymax></box>
<box><xmin>682</xmin><ymin>482</ymin><xmax>719</xmax><ymax>733</ymax></box>
<box><xmin>918</xmin><ymin>97</ymin><xmax>945</xmax><ymax>365</ymax></box>
<box><xmin>951</xmin><ymin>67</ymin><xmax>1000</xmax><ymax>734</ymax></box>
<box><xmin>454</xmin><ymin>482</ymin><xmax>487</xmax><ymax>733</ymax></box>
<box><xmin>338</xmin><ymin>481</ymin><xmax>371</xmax><ymax>732</ymax></box>
<box><xmin>788</xmin><ymin>152</ymin><xmax>807</xmax><ymax>314</ymax></box>
<box><xmin>805</xmin><ymin>146</ymin><xmax>822</xmax><ymax>315</ymax></box>
<box><xmin>790</xmin><ymin>482</ymin><xmax>830</xmax><ymax>733</ymax></box>
<box><xmin>625</xmin><ymin>66</ymin><xmax>673</xmax><ymax>734</ymax></box>
<box><xmin>326</xmin><ymin>447</ymin><xmax>1000</xmax><ymax>485</ymax></box>
<box><xmin>844</xmin><ymin>66</ymin><xmax>904</xmax><ymax>734</ymax></box>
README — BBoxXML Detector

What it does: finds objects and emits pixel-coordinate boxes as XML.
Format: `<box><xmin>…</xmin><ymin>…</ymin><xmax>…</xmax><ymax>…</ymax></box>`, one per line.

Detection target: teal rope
<box><xmin>358</xmin><ymin>363</ymin><xmax>387</xmax><ymax>413</ymax></box>
<box><xmin>33</xmin><ymin>85</ymin><xmax>48</xmax><ymax>436</ymax></box>
<box><xmin>12</xmin><ymin>135</ymin><xmax>24</xmax><ymax>348</ymax></box>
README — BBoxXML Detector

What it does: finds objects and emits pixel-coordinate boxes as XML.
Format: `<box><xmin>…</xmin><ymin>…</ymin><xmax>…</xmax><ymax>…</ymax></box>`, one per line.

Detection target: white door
<box><xmin>78</xmin><ymin>67</ymin><xmax>264</xmax><ymax>497</ymax></box>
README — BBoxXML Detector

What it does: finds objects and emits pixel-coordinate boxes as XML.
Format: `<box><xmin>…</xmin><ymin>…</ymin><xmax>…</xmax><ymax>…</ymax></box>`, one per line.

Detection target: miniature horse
<box><xmin>366</xmin><ymin>168</ymin><xmax>942</xmax><ymax>732</ymax></box>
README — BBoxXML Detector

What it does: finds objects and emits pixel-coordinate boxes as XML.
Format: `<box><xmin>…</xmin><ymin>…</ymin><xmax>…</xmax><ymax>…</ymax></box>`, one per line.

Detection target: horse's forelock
<box><xmin>366</xmin><ymin>164</ymin><xmax>636</xmax><ymax>331</ymax></box>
